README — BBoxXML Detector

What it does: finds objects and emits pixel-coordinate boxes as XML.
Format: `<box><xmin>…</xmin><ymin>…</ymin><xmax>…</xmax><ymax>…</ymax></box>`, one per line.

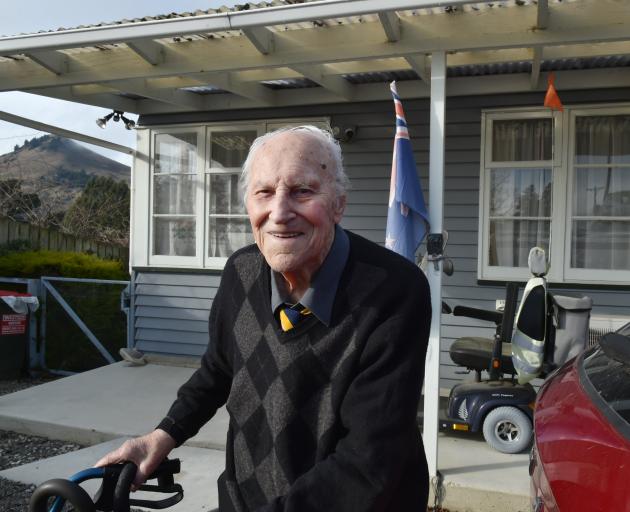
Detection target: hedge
<box><xmin>0</xmin><ymin>250</ymin><xmax>128</xmax><ymax>280</ymax></box>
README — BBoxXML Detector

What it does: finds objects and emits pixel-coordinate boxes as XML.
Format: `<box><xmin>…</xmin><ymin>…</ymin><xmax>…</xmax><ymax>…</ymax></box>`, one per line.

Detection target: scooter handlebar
<box><xmin>452</xmin><ymin>305</ymin><xmax>503</xmax><ymax>325</ymax></box>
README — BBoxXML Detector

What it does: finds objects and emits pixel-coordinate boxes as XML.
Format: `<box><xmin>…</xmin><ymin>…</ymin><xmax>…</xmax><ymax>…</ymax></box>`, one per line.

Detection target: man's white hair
<box><xmin>239</xmin><ymin>125</ymin><xmax>350</xmax><ymax>200</ymax></box>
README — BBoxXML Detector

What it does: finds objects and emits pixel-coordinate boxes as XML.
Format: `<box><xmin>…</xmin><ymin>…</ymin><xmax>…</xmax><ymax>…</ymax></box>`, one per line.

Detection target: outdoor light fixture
<box><xmin>96</xmin><ymin>110</ymin><xmax>136</xmax><ymax>130</ymax></box>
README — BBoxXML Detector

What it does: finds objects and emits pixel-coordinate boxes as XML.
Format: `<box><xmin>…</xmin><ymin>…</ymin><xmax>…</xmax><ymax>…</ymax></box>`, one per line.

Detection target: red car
<box><xmin>530</xmin><ymin>323</ymin><xmax>630</xmax><ymax>511</ymax></box>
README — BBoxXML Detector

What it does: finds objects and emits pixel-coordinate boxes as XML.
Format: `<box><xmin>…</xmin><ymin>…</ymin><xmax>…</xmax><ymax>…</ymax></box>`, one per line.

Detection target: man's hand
<box><xmin>94</xmin><ymin>429</ymin><xmax>177</xmax><ymax>488</ymax></box>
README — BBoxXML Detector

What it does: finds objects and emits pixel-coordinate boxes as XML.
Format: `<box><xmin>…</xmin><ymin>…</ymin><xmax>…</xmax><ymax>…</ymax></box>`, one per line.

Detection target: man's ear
<box><xmin>333</xmin><ymin>194</ymin><xmax>346</xmax><ymax>223</ymax></box>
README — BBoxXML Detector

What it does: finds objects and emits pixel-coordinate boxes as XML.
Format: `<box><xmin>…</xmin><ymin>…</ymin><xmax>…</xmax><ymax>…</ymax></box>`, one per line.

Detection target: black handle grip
<box><xmin>29</xmin><ymin>478</ymin><xmax>96</xmax><ymax>512</ymax></box>
<box><xmin>113</xmin><ymin>462</ymin><xmax>138</xmax><ymax>512</ymax></box>
<box><xmin>453</xmin><ymin>305</ymin><xmax>503</xmax><ymax>325</ymax></box>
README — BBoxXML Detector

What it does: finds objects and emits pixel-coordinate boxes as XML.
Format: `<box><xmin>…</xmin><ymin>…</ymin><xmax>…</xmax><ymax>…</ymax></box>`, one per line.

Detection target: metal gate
<box><xmin>0</xmin><ymin>276</ymin><xmax>130</xmax><ymax>375</ymax></box>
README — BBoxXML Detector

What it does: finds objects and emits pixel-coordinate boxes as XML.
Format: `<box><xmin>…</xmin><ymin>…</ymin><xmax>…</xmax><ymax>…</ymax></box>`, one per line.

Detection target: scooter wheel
<box><xmin>482</xmin><ymin>406</ymin><xmax>532</xmax><ymax>454</ymax></box>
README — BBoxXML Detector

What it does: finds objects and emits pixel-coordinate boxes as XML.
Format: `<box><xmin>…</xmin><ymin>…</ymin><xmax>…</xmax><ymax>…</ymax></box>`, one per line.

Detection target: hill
<box><xmin>0</xmin><ymin>135</ymin><xmax>130</xmax><ymax>214</ymax></box>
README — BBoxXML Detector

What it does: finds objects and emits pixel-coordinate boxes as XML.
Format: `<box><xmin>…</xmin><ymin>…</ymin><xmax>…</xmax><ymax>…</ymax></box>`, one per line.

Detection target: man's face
<box><xmin>245</xmin><ymin>132</ymin><xmax>346</xmax><ymax>278</ymax></box>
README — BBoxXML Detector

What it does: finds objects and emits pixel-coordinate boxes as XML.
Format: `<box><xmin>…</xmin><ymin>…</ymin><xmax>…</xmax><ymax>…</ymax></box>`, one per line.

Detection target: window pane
<box><xmin>207</xmin><ymin>217</ymin><xmax>253</xmax><ymax>257</ymax></box>
<box><xmin>154</xmin><ymin>175</ymin><xmax>196</xmax><ymax>215</ymax></box>
<box><xmin>571</xmin><ymin>220</ymin><xmax>630</xmax><ymax>270</ymax></box>
<box><xmin>153</xmin><ymin>217</ymin><xmax>196</xmax><ymax>256</ymax></box>
<box><xmin>490</xmin><ymin>168</ymin><xmax>552</xmax><ymax>217</ymax></box>
<box><xmin>210</xmin><ymin>131</ymin><xmax>257</xmax><ymax>168</ymax></box>
<box><xmin>209</xmin><ymin>174</ymin><xmax>246</xmax><ymax>215</ymax></box>
<box><xmin>573</xmin><ymin>168</ymin><xmax>630</xmax><ymax>217</ymax></box>
<box><xmin>489</xmin><ymin>220</ymin><xmax>550</xmax><ymax>267</ymax></box>
<box><xmin>492</xmin><ymin>119</ymin><xmax>552</xmax><ymax>162</ymax></box>
<box><xmin>155</xmin><ymin>132</ymin><xmax>197</xmax><ymax>174</ymax></box>
<box><xmin>575</xmin><ymin>115</ymin><xmax>630</xmax><ymax>165</ymax></box>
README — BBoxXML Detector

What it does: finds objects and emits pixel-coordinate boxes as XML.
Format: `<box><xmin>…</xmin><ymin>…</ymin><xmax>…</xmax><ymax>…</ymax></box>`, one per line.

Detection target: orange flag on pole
<box><xmin>544</xmin><ymin>72</ymin><xmax>563</xmax><ymax>111</ymax></box>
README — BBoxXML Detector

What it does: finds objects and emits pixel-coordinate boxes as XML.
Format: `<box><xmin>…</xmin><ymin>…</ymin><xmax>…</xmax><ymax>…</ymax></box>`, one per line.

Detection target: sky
<box><xmin>0</xmin><ymin>0</ymin><xmax>242</xmax><ymax>165</ymax></box>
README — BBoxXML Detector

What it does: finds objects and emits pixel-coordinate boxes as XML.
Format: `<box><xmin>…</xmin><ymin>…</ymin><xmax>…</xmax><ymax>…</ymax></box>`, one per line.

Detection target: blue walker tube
<box><xmin>49</xmin><ymin>468</ymin><xmax>105</xmax><ymax>512</ymax></box>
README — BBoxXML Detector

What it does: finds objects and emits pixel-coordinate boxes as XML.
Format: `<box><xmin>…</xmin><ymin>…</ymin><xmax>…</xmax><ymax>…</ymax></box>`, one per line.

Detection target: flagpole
<box><xmin>423</xmin><ymin>50</ymin><xmax>446</xmax><ymax>479</ymax></box>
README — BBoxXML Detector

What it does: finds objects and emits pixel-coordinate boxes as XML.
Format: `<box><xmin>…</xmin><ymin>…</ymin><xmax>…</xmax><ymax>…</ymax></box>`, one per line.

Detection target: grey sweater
<box><xmin>158</xmin><ymin>231</ymin><xmax>431</xmax><ymax>511</ymax></box>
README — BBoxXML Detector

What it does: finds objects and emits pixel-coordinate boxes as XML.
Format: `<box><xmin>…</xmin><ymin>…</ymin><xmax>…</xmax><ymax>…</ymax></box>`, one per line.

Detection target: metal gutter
<box><xmin>0</xmin><ymin>0</ymin><xmax>485</xmax><ymax>54</ymax></box>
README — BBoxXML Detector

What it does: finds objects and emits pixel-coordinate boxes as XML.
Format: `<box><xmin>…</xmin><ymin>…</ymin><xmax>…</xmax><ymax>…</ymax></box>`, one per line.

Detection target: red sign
<box><xmin>1</xmin><ymin>314</ymin><xmax>27</xmax><ymax>335</ymax></box>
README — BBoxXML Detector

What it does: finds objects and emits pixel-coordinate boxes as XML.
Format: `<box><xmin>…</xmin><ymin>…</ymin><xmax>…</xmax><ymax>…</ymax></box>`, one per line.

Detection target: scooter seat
<box><xmin>449</xmin><ymin>337</ymin><xmax>515</xmax><ymax>374</ymax></box>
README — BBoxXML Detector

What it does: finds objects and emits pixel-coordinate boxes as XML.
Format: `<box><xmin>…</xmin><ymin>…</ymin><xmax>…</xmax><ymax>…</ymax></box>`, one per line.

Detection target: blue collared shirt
<box><xmin>270</xmin><ymin>224</ymin><xmax>349</xmax><ymax>327</ymax></box>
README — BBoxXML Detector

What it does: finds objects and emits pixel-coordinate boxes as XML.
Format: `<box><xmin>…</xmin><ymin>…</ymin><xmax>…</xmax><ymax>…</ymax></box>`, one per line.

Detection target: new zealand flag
<box><xmin>385</xmin><ymin>81</ymin><xmax>430</xmax><ymax>262</ymax></box>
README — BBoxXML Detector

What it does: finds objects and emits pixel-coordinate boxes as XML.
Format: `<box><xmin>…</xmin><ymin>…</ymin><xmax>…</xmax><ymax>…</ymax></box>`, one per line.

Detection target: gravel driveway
<box><xmin>0</xmin><ymin>377</ymin><xmax>84</xmax><ymax>512</ymax></box>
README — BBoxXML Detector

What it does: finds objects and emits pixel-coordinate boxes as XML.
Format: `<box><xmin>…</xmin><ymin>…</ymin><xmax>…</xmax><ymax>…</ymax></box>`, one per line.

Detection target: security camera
<box><xmin>343</xmin><ymin>127</ymin><xmax>356</xmax><ymax>141</ymax></box>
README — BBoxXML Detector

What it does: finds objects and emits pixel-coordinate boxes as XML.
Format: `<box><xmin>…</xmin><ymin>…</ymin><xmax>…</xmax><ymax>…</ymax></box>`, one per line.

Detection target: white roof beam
<box><xmin>195</xmin><ymin>72</ymin><xmax>275</xmax><ymax>105</ymax></box>
<box><xmin>1</xmin><ymin>1</ymin><xmax>629</xmax><ymax>102</ymax></box>
<box><xmin>133</xmin><ymin>67</ymin><xmax>630</xmax><ymax>115</ymax></box>
<box><xmin>2</xmin><ymin>0</ymin><xmax>628</xmax><ymax>94</ymax></box>
<box><xmin>25</xmin><ymin>50</ymin><xmax>68</xmax><ymax>75</ymax></box>
<box><xmin>0</xmin><ymin>1</ymin><xmax>495</xmax><ymax>54</ymax></box>
<box><xmin>291</xmin><ymin>64</ymin><xmax>355</xmax><ymax>101</ymax></box>
<box><xmin>111</xmin><ymin>79</ymin><xmax>206</xmax><ymax>110</ymax></box>
<box><xmin>242</xmin><ymin>27</ymin><xmax>274</xmax><ymax>55</ymax></box>
<box><xmin>0</xmin><ymin>110</ymin><xmax>134</xmax><ymax>154</ymax></box>
<box><xmin>404</xmin><ymin>54</ymin><xmax>429</xmax><ymax>83</ymax></box>
<box><xmin>29</xmin><ymin>86</ymin><xmax>140</xmax><ymax>112</ymax></box>
<box><xmin>126</xmin><ymin>40</ymin><xmax>164</xmax><ymax>65</ymax></box>
<box><xmin>378</xmin><ymin>12</ymin><xmax>401</xmax><ymax>42</ymax></box>
<box><xmin>537</xmin><ymin>0</ymin><xmax>549</xmax><ymax>30</ymax></box>
<box><xmin>530</xmin><ymin>47</ymin><xmax>543</xmax><ymax>89</ymax></box>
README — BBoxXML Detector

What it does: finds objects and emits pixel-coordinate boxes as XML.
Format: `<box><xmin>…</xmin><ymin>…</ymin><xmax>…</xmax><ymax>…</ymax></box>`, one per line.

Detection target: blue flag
<box><xmin>385</xmin><ymin>82</ymin><xmax>430</xmax><ymax>262</ymax></box>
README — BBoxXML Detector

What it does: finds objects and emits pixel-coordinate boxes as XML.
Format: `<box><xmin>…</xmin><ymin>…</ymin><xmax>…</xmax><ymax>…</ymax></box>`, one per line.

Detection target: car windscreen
<box><xmin>582</xmin><ymin>347</ymin><xmax>630</xmax><ymax>427</ymax></box>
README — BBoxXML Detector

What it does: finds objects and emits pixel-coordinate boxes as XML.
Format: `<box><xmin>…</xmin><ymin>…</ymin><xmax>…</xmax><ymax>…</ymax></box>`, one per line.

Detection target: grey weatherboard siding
<box><xmin>133</xmin><ymin>88</ymin><xmax>630</xmax><ymax>389</ymax></box>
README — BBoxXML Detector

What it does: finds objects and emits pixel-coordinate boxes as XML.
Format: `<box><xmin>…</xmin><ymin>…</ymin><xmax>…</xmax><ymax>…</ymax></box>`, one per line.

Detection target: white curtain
<box><xmin>492</xmin><ymin>118</ymin><xmax>552</xmax><ymax>162</ymax></box>
<box><xmin>489</xmin><ymin>118</ymin><xmax>552</xmax><ymax>267</ymax></box>
<box><xmin>153</xmin><ymin>133</ymin><xmax>198</xmax><ymax>257</ymax></box>
<box><xmin>572</xmin><ymin>116</ymin><xmax>630</xmax><ymax>270</ymax></box>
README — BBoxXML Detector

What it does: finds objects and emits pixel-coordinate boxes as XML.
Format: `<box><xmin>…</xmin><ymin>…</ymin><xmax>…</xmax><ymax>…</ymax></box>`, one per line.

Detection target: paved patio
<box><xmin>0</xmin><ymin>362</ymin><xmax>530</xmax><ymax>511</ymax></box>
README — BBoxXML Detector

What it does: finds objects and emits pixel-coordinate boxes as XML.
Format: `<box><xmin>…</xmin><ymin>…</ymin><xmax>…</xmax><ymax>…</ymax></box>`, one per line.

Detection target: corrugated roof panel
<box><xmin>343</xmin><ymin>70</ymin><xmax>419</xmax><ymax>84</ymax></box>
<box><xmin>1</xmin><ymin>0</ymin><xmax>580</xmax><ymax>39</ymax></box>
<box><xmin>180</xmin><ymin>85</ymin><xmax>227</xmax><ymax>95</ymax></box>
<box><xmin>260</xmin><ymin>77</ymin><xmax>319</xmax><ymax>89</ymax></box>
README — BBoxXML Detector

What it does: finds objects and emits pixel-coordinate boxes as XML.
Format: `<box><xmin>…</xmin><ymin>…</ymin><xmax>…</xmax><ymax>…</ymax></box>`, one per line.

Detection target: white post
<box><xmin>423</xmin><ymin>50</ymin><xmax>446</xmax><ymax>478</ymax></box>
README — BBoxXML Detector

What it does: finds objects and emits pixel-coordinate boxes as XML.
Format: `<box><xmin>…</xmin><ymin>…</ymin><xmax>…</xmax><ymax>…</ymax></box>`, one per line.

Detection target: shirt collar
<box><xmin>270</xmin><ymin>225</ymin><xmax>349</xmax><ymax>327</ymax></box>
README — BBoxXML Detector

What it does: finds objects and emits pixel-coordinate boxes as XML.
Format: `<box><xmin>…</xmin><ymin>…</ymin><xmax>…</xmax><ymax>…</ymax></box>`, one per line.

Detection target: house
<box><xmin>2</xmin><ymin>0</ymin><xmax>630</xmax><ymax>475</ymax></box>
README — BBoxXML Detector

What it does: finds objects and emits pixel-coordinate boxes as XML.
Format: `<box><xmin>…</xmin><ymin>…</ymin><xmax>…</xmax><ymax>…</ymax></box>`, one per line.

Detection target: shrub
<box><xmin>0</xmin><ymin>250</ymin><xmax>128</xmax><ymax>280</ymax></box>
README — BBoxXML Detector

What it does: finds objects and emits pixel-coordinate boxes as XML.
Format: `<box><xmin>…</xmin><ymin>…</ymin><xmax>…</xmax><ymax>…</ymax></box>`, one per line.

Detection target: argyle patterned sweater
<box><xmin>157</xmin><ymin>231</ymin><xmax>431</xmax><ymax>512</ymax></box>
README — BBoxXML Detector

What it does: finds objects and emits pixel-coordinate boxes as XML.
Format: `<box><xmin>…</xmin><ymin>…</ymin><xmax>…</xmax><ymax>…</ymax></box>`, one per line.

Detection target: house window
<box><xmin>566</xmin><ymin>112</ymin><xmax>630</xmax><ymax>281</ymax></box>
<box><xmin>143</xmin><ymin>119</ymin><xmax>329</xmax><ymax>268</ymax></box>
<box><xmin>480</xmin><ymin>106</ymin><xmax>630</xmax><ymax>285</ymax></box>
<box><xmin>151</xmin><ymin>130</ymin><xmax>201</xmax><ymax>262</ymax></box>
<box><xmin>205</xmin><ymin>129</ymin><xmax>258</xmax><ymax>267</ymax></box>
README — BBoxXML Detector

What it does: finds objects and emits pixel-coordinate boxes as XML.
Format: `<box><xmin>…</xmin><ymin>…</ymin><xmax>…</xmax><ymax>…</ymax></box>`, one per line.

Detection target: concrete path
<box><xmin>0</xmin><ymin>362</ymin><xmax>228</xmax><ymax>448</ymax></box>
<box><xmin>0</xmin><ymin>438</ymin><xmax>224</xmax><ymax>511</ymax></box>
<box><xmin>0</xmin><ymin>362</ymin><xmax>531</xmax><ymax>511</ymax></box>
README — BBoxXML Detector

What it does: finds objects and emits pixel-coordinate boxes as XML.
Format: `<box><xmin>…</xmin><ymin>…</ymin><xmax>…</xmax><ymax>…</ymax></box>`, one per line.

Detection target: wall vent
<box><xmin>588</xmin><ymin>316</ymin><xmax>629</xmax><ymax>347</ymax></box>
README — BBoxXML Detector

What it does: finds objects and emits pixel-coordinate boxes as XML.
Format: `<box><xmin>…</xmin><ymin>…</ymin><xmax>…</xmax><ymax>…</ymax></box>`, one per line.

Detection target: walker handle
<box><xmin>29</xmin><ymin>479</ymin><xmax>96</xmax><ymax>512</ymax></box>
<box><xmin>112</xmin><ymin>462</ymin><xmax>137</xmax><ymax>512</ymax></box>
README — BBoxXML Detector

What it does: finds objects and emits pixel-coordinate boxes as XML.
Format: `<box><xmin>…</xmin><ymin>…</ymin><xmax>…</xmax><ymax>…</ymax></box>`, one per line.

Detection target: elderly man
<box><xmin>97</xmin><ymin>126</ymin><xmax>431</xmax><ymax>511</ymax></box>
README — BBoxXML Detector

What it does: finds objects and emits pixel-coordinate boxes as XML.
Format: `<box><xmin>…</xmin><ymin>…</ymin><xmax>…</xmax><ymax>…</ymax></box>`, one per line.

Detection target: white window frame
<box><xmin>204</xmin><ymin>124</ymin><xmax>263</xmax><ymax>268</ymax></box>
<box><xmin>564</xmin><ymin>105</ymin><xmax>630</xmax><ymax>284</ymax></box>
<box><xmin>148</xmin><ymin>126</ymin><xmax>205</xmax><ymax>267</ymax></box>
<box><xmin>132</xmin><ymin>117</ymin><xmax>330</xmax><ymax>270</ymax></box>
<box><xmin>479</xmin><ymin>104</ymin><xmax>630</xmax><ymax>285</ymax></box>
<box><xmin>478</xmin><ymin>108</ymin><xmax>562</xmax><ymax>282</ymax></box>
